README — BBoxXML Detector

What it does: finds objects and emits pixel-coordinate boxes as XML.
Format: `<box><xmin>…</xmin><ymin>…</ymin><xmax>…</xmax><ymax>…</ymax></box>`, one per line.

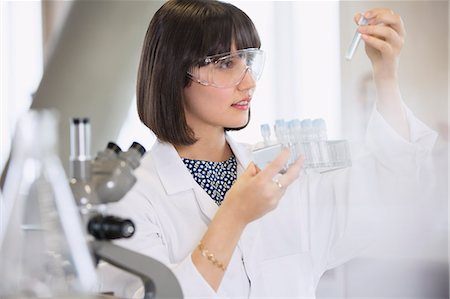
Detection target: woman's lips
<box><xmin>231</xmin><ymin>99</ymin><xmax>251</xmax><ymax>110</ymax></box>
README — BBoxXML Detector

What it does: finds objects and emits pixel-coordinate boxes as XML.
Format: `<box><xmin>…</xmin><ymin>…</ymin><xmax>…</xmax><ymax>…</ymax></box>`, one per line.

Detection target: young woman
<box><xmin>107</xmin><ymin>0</ymin><xmax>436</xmax><ymax>297</ymax></box>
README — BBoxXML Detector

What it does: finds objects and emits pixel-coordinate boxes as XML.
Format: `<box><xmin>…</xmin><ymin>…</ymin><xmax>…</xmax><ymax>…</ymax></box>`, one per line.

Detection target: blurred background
<box><xmin>1</xmin><ymin>0</ymin><xmax>448</xmax><ymax>298</ymax></box>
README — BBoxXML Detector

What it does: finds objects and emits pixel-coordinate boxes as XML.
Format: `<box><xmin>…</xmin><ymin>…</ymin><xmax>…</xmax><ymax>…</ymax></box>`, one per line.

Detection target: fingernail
<box><xmin>364</xmin><ymin>11</ymin><xmax>372</xmax><ymax>18</ymax></box>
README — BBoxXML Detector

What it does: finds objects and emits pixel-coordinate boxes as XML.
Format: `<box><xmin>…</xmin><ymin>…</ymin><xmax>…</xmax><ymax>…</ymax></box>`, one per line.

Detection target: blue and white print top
<box><xmin>181</xmin><ymin>155</ymin><xmax>237</xmax><ymax>206</ymax></box>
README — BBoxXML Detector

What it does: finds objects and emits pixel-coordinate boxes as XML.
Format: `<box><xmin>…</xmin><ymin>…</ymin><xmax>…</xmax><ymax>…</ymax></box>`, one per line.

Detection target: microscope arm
<box><xmin>91</xmin><ymin>240</ymin><xmax>183</xmax><ymax>299</ymax></box>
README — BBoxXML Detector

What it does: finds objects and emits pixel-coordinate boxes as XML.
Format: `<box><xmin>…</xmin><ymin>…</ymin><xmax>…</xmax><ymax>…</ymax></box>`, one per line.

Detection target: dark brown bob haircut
<box><xmin>137</xmin><ymin>0</ymin><xmax>261</xmax><ymax>145</ymax></box>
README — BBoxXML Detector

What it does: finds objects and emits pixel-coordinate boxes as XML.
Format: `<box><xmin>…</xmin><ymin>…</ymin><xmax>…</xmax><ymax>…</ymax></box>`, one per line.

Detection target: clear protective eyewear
<box><xmin>187</xmin><ymin>48</ymin><xmax>265</xmax><ymax>88</ymax></box>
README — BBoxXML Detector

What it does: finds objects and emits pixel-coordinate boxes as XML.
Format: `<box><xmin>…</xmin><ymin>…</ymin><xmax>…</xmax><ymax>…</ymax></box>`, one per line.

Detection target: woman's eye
<box><xmin>217</xmin><ymin>59</ymin><xmax>234</xmax><ymax>69</ymax></box>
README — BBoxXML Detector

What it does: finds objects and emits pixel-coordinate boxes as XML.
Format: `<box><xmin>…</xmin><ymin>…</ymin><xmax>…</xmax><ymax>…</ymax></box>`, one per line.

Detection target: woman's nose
<box><xmin>237</xmin><ymin>67</ymin><xmax>256</xmax><ymax>90</ymax></box>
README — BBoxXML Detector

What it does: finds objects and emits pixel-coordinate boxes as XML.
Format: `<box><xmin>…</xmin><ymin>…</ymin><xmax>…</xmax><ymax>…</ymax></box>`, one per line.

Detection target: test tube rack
<box><xmin>252</xmin><ymin>119</ymin><xmax>351</xmax><ymax>173</ymax></box>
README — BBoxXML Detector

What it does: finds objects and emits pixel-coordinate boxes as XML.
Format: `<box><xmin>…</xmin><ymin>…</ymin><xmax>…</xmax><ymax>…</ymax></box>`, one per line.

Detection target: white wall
<box><xmin>0</xmin><ymin>1</ymin><xmax>43</xmax><ymax>176</ymax></box>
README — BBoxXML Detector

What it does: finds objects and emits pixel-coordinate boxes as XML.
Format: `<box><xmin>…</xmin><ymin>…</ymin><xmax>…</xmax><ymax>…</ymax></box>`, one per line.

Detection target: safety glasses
<box><xmin>187</xmin><ymin>48</ymin><xmax>265</xmax><ymax>88</ymax></box>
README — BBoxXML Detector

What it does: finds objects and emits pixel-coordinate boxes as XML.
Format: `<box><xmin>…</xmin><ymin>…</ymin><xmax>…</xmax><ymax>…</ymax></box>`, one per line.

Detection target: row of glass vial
<box><xmin>253</xmin><ymin>118</ymin><xmax>351</xmax><ymax>172</ymax></box>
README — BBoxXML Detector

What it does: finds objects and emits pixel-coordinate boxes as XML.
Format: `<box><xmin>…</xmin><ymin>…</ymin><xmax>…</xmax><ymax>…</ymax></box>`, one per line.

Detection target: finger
<box><xmin>363</xmin><ymin>8</ymin><xmax>406</xmax><ymax>37</ymax></box>
<box><xmin>258</xmin><ymin>147</ymin><xmax>290</xmax><ymax>180</ymax></box>
<box><xmin>358</xmin><ymin>25</ymin><xmax>403</xmax><ymax>49</ymax></box>
<box><xmin>353</xmin><ymin>12</ymin><xmax>363</xmax><ymax>25</ymax></box>
<box><xmin>242</xmin><ymin>162</ymin><xmax>260</xmax><ymax>178</ymax></box>
<box><xmin>361</xmin><ymin>33</ymin><xmax>394</xmax><ymax>56</ymax></box>
<box><xmin>276</xmin><ymin>156</ymin><xmax>304</xmax><ymax>187</ymax></box>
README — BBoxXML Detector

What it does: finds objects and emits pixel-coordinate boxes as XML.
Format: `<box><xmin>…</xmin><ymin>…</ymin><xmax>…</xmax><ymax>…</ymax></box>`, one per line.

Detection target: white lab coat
<box><xmin>104</xmin><ymin>106</ymin><xmax>436</xmax><ymax>298</ymax></box>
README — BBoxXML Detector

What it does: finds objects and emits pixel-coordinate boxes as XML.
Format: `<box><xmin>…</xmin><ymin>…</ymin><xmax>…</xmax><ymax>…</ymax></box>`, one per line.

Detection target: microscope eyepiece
<box><xmin>107</xmin><ymin>142</ymin><xmax>122</xmax><ymax>154</ymax></box>
<box><xmin>130</xmin><ymin>142</ymin><xmax>146</xmax><ymax>157</ymax></box>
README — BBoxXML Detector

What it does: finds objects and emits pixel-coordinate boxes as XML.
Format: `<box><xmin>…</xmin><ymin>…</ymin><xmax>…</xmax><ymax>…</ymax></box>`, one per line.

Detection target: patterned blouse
<box><xmin>181</xmin><ymin>155</ymin><xmax>237</xmax><ymax>206</ymax></box>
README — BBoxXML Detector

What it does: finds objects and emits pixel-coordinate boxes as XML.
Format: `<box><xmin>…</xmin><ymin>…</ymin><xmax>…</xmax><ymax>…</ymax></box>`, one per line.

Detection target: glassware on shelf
<box><xmin>0</xmin><ymin>110</ymin><xmax>98</xmax><ymax>298</ymax></box>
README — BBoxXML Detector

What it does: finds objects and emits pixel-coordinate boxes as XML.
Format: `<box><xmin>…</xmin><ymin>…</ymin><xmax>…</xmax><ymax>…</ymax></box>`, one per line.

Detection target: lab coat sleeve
<box><xmin>364</xmin><ymin>103</ymin><xmax>437</xmax><ymax>173</ymax></box>
<box><xmin>99</xmin><ymin>189</ymin><xmax>220</xmax><ymax>299</ymax></box>
<box><xmin>322</xmin><ymin>103</ymin><xmax>437</xmax><ymax>271</ymax></box>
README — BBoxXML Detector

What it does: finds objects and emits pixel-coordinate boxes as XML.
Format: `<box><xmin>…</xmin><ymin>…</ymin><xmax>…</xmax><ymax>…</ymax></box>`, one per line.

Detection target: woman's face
<box><xmin>183</xmin><ymin>46</ymin><xmax>256</xmax><ymax>137</ymax></box>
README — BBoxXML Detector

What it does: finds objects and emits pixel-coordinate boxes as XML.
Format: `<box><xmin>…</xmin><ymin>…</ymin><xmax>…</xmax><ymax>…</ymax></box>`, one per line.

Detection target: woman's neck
<box><xmin>175</xmin><ymin>130</ymin><xmax>232</xmax><ymax>162</ymax></box>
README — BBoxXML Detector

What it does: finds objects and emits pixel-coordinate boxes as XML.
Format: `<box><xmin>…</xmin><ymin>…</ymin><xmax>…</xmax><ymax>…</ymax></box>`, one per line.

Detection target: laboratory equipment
<box><xmin>69</xmin><ymin>117</ymin><xmax>183</xmax><ymax>299</ymax></box>
<box><xmin>345</xmin><ymin>14</ymin><xmax>368</xmax><ymax>60</ymax></box>
<box><xmin>70</xmin><ymin>118</ymin><xmax>145</xmax><ymax>209</ymax></box>
<box><xmin>0</xmin><ymin>110</ymin><xmax>98</xmax><ymax>298</ymax></box>
<box><xmin>252</xmin><ymin>118</ymin><xmax>351</xmax><ymax>173</ymax></box>
<box><xmin>69</xmin><ymin>118</ymin><xmax>145</xmax><ymax>232</ymax></box>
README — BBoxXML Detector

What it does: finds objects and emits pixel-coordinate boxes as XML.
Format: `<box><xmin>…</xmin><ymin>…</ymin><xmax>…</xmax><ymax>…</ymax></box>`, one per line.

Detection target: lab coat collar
<box><xmin>150</xmin><ymin>133</ymin><xmax>253</xmax><ymax>221</ymax></box>
<box><xmin>225</xmin><ymin>133</ymin><xmax>253</xmax><ymax>174</ymax></box>
<box><xmin>151</xmin><ymin>140</ymin><xmax>194</xmax><ymax>195</ymax></box>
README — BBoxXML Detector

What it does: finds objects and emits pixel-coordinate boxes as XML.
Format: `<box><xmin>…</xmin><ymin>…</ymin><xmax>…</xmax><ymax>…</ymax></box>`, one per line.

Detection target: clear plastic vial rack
<box><xmin>252</xmin><ymin>118</ymin><xmax>351</xmax><ymax>173</ymax></box>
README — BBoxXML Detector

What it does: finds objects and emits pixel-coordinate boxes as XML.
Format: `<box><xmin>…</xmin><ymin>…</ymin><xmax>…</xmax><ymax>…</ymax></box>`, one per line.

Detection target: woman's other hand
<box><xmin>194</xmin><ymin>149</ymin><xmax>303</xmax><ymax>290</ymax></box>
<box><xmin>221</xmin><ymin>148</ymin><xmax>304</xmax><ymax>226</ymax></box>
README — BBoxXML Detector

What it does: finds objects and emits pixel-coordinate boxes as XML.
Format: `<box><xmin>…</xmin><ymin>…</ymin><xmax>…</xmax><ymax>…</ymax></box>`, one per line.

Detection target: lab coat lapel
<box><xmin>225</xmin><ymin>133</ymin><xmax>252</xmax><ymax>173</ymax></box>
<box><xmin>151</xmin><ymin>140</ymin><xmax>219</xmax><ymax>222</ymax></box>
<box><xmin>225</xmin><ymin>134</ymin><xmax>261</xmax><ymax>259</ymax></box>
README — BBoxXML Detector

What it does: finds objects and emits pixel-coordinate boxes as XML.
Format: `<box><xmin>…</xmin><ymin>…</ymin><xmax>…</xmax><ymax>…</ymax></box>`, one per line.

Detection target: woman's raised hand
<box><xmin>356</xmin><ymin>9</ymin><xmax>406</xmax><ymax>82</ymax></box>
<box><xmin>355</xmin><ymin>8</ymin><xmax>410</xmax><ymax>140</ymax></box>
<box><xmin>221</xmin><ymin>148</ymin><xmax>304</xmax><ymax>226</ymax></box>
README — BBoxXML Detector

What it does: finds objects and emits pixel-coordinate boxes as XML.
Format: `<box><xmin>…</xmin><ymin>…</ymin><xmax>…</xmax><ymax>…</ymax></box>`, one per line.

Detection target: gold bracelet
<box><xmin>197</xmin><ymin>241</ymin><xmax>227</xmax><ymax>272</ymax></box>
